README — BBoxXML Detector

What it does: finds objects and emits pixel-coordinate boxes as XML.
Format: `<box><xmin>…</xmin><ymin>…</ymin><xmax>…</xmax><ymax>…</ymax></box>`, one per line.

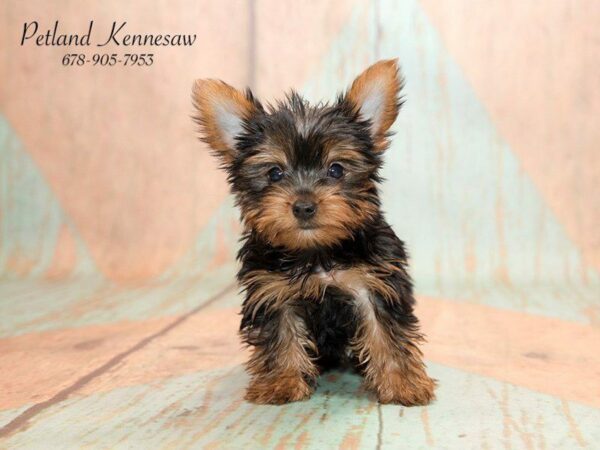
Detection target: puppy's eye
<box><xmin>327</xmin><ymin>163</ymin><xmax>344</xmax><ymax>179</ymax></box>
<box><xmin>268</xmin><ymin>166</ymin><xmax>284</xmax><ymax>182</ymax></box>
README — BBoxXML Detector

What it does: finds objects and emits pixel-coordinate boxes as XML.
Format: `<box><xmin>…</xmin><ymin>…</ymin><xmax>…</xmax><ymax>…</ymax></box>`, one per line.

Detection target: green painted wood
<box><xmin>2</xmin><ymin>365</ymin><xmax>598</xmax><ymax>449</ymax></box>
<box><xmin>0</xmin><ymin>268</ymin><xmax>235</xmax><ymax>338</ymax></box>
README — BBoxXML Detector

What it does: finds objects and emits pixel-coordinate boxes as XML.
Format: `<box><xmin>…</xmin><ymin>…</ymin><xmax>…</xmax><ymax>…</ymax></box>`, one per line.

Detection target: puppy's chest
<box><xmin>310</xmin><ymin>265</ymin><xmax>370</xmax><ymax>304</ymax></box>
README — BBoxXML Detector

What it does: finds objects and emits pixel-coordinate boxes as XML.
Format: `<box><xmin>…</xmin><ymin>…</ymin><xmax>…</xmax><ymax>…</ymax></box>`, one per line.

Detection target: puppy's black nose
<box><xmin>292</xmin><ymin>200</ymin><xmax>317</xmax><ymax>220</ymax></box>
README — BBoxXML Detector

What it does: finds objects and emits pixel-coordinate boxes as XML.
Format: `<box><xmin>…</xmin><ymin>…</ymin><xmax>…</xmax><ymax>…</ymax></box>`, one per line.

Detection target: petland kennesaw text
<box><xmin>21</xmin><ymin>21</ymin><xmax>197</xmax><ymax>47</ymax></box>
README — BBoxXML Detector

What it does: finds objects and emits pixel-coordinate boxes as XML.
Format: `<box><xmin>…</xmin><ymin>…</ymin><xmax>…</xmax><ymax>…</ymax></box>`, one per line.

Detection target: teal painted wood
<box><xmin>0</xmin><ymin>271</ymin><xmax>235</xmax><ymax>338</ymax></box>
<box><xmin>0</xmin><ymin>115</ymin><xmax>99</xmax><ymax>278</ymax></box>
<box><xmin>1</xmin><ymin>365</ymin><xmax>598</xmax><ymax>449</ymax></box>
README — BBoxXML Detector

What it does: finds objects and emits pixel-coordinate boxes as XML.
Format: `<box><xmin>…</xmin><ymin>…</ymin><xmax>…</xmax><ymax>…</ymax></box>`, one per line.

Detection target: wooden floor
<box><xmin>1</xmin><ymin>270</ymin><xmax>598</xmax><ymax>449</ymax></box>
<box><xmin>1</xmin><ymin>0</ymin><xmax>599</xmax><ymax>448</ymax></box>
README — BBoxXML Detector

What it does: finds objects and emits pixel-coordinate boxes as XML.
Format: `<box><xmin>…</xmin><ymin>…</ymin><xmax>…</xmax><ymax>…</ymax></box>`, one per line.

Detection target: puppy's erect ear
<box><xmin>345</xmin><ymin>59</ymin><xmax>404</xmax><ymax>151</ymax></box>
<box><xmin>192</xmin><ymin>79</ymin><xmax>259</xmax><ymax>164</ymax></box>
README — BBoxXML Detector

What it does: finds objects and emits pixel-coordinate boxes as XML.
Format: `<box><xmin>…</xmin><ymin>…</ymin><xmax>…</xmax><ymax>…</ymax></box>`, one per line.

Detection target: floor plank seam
<box><xmin>0</xmin><ymin>282</ymin><xmax>237</xmax><ymax>440</ymax></box>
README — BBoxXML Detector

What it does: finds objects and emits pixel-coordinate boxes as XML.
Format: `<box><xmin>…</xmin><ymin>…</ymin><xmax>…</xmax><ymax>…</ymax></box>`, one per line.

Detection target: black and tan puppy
<box><xmin>192</xmin><ymin>59</ymin><xmax>435</xmax><ymax>405</ymax></box>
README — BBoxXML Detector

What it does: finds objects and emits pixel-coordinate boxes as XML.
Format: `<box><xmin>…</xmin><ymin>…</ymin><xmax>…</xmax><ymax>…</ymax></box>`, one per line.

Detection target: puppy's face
<box><xmin>193</xmin><ymin>60</ymin><xmax>403</xmax><ymax>250</ymax></box>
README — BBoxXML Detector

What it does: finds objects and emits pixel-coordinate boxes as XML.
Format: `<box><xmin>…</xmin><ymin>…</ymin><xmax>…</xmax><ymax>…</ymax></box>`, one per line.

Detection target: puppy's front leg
<box><xmin>241</xmin><ymin>301</ymin><xmax>318</xmax><ymax>404</ymax></box>
<box><xmin>351</xmin><ymin>283</ymin><xmax>436</xmax><ymax>405</ymax></box>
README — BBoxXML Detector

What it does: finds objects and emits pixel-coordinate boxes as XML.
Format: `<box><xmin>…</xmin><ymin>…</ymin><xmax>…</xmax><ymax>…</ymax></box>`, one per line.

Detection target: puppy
<box><xmin>192</xmin><ymin>59</ymin><xmax>435</xmax><ymax>405</ymax></box>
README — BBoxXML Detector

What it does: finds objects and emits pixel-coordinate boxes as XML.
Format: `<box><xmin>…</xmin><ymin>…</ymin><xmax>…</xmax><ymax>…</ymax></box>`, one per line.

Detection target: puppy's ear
<box><xmin>192</xmin><ymin>79</ymin><xmax>259</xmax><ymax>164</ymax></box>
<box><xmin>345</xmin><ymin>59</ymin><xmax>404</xmax><ymax>151</ymax></box>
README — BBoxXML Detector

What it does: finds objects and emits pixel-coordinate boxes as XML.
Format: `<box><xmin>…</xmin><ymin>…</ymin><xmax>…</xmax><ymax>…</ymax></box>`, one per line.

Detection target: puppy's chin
<box><xmin>266</xmin><ymin>225</ymin><xmax>352</xmax><ymax>252</ymax></box>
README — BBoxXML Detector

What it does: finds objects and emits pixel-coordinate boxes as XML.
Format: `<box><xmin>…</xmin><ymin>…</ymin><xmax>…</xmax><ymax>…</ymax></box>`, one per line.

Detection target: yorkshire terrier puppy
<box><xmin>192</xmin><ymin>59</ymin><xmax>436</xmax><ymax>405</ymax></box>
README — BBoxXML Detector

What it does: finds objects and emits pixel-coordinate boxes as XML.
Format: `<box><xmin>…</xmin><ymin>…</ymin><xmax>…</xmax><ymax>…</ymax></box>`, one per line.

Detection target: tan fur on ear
<box><xmin>192</xmin><ymin>79</ymin><xmax>257</xmax><ymax>164</ymax></box>
<box><xmin>346</xmin><ymin>59</ymin><xmax>404</xmax><ymax>151</ymax></box>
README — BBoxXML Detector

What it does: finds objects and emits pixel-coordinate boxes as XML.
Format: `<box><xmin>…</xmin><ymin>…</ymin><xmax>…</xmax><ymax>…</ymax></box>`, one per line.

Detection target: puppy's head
<box><xmin>193</xmin><ymin>59</ymin><xmax>403</xmax><ymax>250</ymax></box>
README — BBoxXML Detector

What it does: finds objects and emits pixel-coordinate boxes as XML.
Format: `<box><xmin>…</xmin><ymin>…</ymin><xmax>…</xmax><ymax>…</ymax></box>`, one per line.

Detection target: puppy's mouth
<box><xmin>298</xmin><ymin>224</ymin><xmax>318</xmax><ymax>230</ymax></box>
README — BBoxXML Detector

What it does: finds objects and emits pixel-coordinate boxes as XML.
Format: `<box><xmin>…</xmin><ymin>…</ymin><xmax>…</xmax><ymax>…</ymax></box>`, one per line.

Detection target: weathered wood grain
<box><xmin>1</xmin><ymin>0</ymin><xmax>599</xmax><ymax>448</ymax></box>
<box><xmin>1</xmin><ymin>364</ymin><xmax>599</xmax><ymax>448</ymax></box>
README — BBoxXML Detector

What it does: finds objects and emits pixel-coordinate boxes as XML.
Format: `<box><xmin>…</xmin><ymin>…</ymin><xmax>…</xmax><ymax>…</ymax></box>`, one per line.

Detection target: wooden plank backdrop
<box><xmin>0</xmin><ymin>0</ymin><xmax>599</xmax><ymax>448</ymax></box>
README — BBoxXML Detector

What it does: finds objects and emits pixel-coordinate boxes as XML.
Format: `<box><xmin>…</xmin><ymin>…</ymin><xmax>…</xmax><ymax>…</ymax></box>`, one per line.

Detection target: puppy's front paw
<box><xmin>375</xmin><ymin>370</ymin><xmax>436</xmax><ymax>406</ymax></box>
<box><xmin>245</xmin><ymin>375</ymin><xmax>313</xmax><ymax>404</ymax></box>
